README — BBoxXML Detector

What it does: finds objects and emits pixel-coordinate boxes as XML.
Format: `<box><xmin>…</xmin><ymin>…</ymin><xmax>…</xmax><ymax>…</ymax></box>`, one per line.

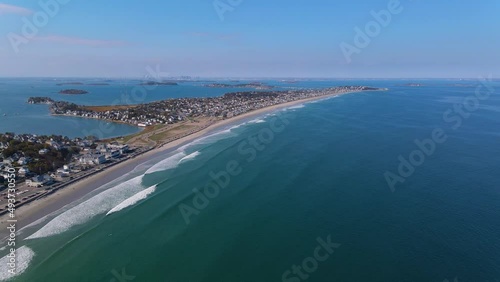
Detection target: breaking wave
<box><xmin>179</xmin><ymin>151</ymin><xmax>201</xmax><ymax>163</ymax></box>
<box><xmin>287</xmin><ymin>104</ymin><xmax>305</xmax><ymax>110</ymax></box>
<box><xmin>247</xmin><ymin>118</ymin><xmax>266</xmax><ymax>124</ymax></box>
<box><xmin>26</xmin><ymin>175</ymin><xmax>145</xmax><ymax>240</ymax></box>
<box><xmin>145</xmin><ymin>151</ymin><xmax>187</xmax><ymax>174</ymax></box>
<box><xmin>106</xmin><ymin>185</ymin><xmax>157</xmax><ymax>215</ymax></box>
<box><xmin>0</xmin><ymin>246</ymin><xmax>35</xmax><ymax>281</ymax></box>
<box><xmin>188</xmin><ymin>129</ymin><xmax>236</xmax><ymax>146</ymax></box>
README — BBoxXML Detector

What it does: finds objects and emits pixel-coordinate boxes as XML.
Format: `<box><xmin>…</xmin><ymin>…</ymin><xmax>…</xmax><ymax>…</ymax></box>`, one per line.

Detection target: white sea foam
<box><xmin>26</xmin><ymin>175</ymin><xmax>144</xmax><ymax>240</ymax></box>
<box><xmin>188</xmin><ymin>129</ymin><xmax>235</xmax><ymax>146</ymax></box>
<box><xmin>0</xmin><ymin>246</ymin><xmax>35</xmax><ymax>281</ymax></box>
<box><xmin>145</xmin><ymin>151</ymin><xmax>187</xmax><ymax>174</ymax></box>
<box><xmin>229</xmin><ymin>124</ymin><xmax>244</xmax><ymax>130</ymax></box>
<box><xmin>106</xmin><ymin>185</ymin><xmax>157</xmax><ymax>215</ymax></box>
<box><xmin>248</xmin><ymin>118</ymin><xmax>266</xmax><ymax>124</ymax></box>
<box><xmin>179</xmin><ymin>151</ymin><xmax>201</xmax><ymax>163</ymax></box>
<box><xmin>287</xmin><ymin>104</ymin><xmax>305</xmax><ymax>110</ymax></box>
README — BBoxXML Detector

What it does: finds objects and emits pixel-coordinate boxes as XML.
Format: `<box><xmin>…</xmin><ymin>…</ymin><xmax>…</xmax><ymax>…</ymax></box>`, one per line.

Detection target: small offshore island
<box><xmin>205</xmin><ymin>82</ymin><xmax>274</xmax><ymax>90</ymax></box>
<box><xmin>139</xmin><ymin>81</ymin><xmax>178</xmax><ymax>86</ymax></box>
<box><xmin>59</xmin><ymin>89</ymin><xmax>89</xmax><ymax>95</ymax></box>
<box><xmin>27</xmin><ymin>97</ymin><xmax>54</xmax><ymax>104</ymax></box>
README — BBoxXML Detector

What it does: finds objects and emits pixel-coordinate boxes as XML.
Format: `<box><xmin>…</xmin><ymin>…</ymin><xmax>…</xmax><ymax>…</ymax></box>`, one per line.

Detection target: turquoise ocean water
<box><xmin>1</xmin><ymin>79</ymin><xmax>500</xmax><ymax>281</ymax></box>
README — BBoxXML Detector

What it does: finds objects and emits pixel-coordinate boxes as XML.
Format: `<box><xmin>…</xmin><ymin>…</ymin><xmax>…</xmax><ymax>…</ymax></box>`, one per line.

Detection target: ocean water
<box><xmin>2</xmin><ymin>79</ymin><xmax>500</xmax><ymax>281</ymax></box>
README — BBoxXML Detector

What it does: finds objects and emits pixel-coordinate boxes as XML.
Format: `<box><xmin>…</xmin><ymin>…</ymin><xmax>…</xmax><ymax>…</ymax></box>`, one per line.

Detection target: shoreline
<box><xmin>0</xmin><ymin>89</ymin><xmax>371</xmax><ymax>241</ymax></box>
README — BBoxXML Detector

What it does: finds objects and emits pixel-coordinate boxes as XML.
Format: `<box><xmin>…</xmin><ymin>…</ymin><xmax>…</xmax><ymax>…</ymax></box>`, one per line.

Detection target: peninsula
<box><xmin>2</xmin><ymin>86</ymin><xmax>385</xmax><ymax>240</ymax></box>
<box><xmin>37</xmin><ymin>86</ymin><xmax>382</xmax><ymax>127</ymax></box>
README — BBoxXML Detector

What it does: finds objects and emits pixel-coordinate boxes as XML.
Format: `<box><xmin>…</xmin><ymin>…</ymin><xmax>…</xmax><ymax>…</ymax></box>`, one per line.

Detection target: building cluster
<box><xmin>43</xmin><ymin>86</ymin><xmax>379</xmax><ymax>126</ymax></box>
<box><xmin>0</xmin><ymin>133</ymin><xmax>132</xmax><ymax>190</ymax></box>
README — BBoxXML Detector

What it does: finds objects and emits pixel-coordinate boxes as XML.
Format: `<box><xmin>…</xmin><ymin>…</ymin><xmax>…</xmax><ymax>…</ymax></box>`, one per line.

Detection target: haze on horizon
<box><xmin>0</xmin><ymin>0</ymin><xmax>498</xmax><ymax>78</ymax></box>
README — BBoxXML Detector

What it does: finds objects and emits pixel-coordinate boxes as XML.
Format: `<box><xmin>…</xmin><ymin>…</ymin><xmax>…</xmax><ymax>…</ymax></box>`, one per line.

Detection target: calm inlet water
<box><xmin>1</xmin><ymin>80</ymin><xmax>499</xmax><ymax>281</ymax></box>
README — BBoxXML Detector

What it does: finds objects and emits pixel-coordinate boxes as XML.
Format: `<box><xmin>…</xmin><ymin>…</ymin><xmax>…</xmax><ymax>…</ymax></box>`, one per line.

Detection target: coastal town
<box><xmin>0</xmin><ymin>132</ymin><xmax>150</xmax><ymax>216</ymax></box>
<box><xmin>4</xmin><ymin>86</ymin><xmax>382</xmax><ymax>215</ymax></box>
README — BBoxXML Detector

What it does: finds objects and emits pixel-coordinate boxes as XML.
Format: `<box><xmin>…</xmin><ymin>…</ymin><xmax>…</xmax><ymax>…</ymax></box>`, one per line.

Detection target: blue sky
<box><xmin>0</xmin><ymin>0</ymin><xmax>498</xmax><ymax>78</ymax></box>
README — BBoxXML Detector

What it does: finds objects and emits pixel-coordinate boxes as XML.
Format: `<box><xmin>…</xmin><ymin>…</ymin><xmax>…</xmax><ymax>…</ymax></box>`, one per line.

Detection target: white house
<box><xmin>105</xmin><ymin>150</ymin><xmax>121</xmax><ymax>160</ymax></box>
<box><xmin>39</xmin><ymin>148</ymin><xmax>49</xmax><ymax>155</ymax></box>
<box><xmin>56</xmin><ymin>168</ymin><xmax>70</xmax><ymax>177</ymax></box>
<box><xmin>17</xmin><ymin>157</ymin><xmax>30</xmax><ymax>166</ymax></box>
<box><xmin>0</xmin><ymin>142</ymin><xmax>8</xmax><ymax>149</ymax></box>
<box><xmin>79</xmin><ymin>154</ymin><xmax>106</xmax><ymax>166</ymax></box>
<box><xmin>18</xmin><ymin>167</ymin><xmax>30</xmax><ymax>176</ymax></box>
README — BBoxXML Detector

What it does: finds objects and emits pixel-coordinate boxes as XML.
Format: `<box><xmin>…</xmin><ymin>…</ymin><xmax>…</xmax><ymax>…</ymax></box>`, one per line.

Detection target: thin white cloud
<box><xmin>33</xmin><ymin>35</ymin><xmax>128</xmax><ymax>47</ymax></box>
<box><xmin>186</xmin><ymin>32</ymin><xmax>241</xmax><ymax>42</ymax></box>
<box><xmin>0</xmin><ymin>3</ymin><xmax>33</xmax><ymax>15</ymax></box>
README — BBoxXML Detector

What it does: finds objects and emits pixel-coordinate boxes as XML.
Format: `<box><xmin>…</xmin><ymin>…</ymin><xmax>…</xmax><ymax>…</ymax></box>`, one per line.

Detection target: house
<box><xmin>93</xmin><ymin>155</ymin><xmax>107</xmax><ymax>165</ymax></box>
<box><xmin>17</xmin><ymin>157</ymin><xmax>31</xmax><ymax>166</ymax></box>
<box><xmin>2</xmin><ymin>157</ymin><xmax>14</xmax><ymax>165</ymax></box>
<box><xmin>96</xmin><ymin>144</ymin><xmax>108</xmax><ymax>153</ymax></box>
<box><xmin>56</xmin><ymin>167</ymin><xmax>70</xmax><ymax>177</ymax></box>
<box><xmin>46</xmin><ymin>140</ymin><xmax>63</xmax><ymax>150</ymax></box>
<box><xmin>50</xmin><ymin>172</ymin><xmax>67</xmax><ymax>181</ymax></box>
<box><xmin>27</xmin><ymin>176</ymin><xmax>43</xmax><ymax>187</ymax></box>
<box><xmin>18</xmin><ymin>167</ymin><xmax>30</xmax><ymax>176</ymax></box>
<box><xmin>105</xmin><ymin>150</ymin><xmax>121</xmax><ymax>160</ymax></box>
<box><xmin>77</xmin><ymin>140</ymin><xmax>92</xmax><ymax>148</ymax></box>
<box><xmin>27</xmin><ymin>174</ymin><xmax>54</xmax><ymax>187</ymax></box>
<box><xmin>39</xmin><ymin>148</ymin><xmax>49</xmax><ymax>155</ymax></box>
<box><xmin>79</xmin><ymin>154</ymin><xmax>106</xmax><ymax>166</ymax></box>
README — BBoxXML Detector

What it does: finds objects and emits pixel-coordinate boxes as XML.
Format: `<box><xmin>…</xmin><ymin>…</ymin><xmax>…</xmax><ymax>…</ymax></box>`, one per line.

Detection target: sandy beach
<box><xmin>0</xmin><ymin>90</ymin><xmax>362</xmax><ymax>241</ymax></box>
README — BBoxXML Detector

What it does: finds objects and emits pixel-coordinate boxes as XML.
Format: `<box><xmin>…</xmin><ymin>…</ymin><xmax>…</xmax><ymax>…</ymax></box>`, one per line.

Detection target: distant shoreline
<box><xmin>0</xmin><ymin>88</ymin><xmax>381</xmax><ymax>242</ymax></box>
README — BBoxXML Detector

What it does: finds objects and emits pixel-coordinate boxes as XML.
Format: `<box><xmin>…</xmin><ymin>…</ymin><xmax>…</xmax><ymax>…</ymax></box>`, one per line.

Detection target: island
<box><xmin>402</xmin><ymin>83</ymin><xmax>424</xmax><ymax>87</ymax></box>
<box><xmin>28</xmin><ymin>97</ymin><xmax>55</xmax><ymax>104</ymax></box>
<box><xmin>59</xmin><ymin>89</ymin><xmax>89</xmax><ymax>95</ymax></box>
<box><xmin>204</xmin><ymin>82</ymin><xmax>274</xmax><ymax>90</ymax></box>
<box><xmin>139</xmin><ymin>81</ymin><xmax>178</xmax><ymax>86</ymax></box>
<box><xmin>87</xmin><ymin>83</ymin><xmax>110</xmax><ymax>86</ymax></box>
<box><xmin>56</xmin><ymin>82</ymin><xmax>84</xmax><ymax>86</ymax></box>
